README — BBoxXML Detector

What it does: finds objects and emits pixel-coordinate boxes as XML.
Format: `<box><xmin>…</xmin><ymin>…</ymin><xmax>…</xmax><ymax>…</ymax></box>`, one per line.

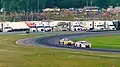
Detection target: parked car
<box><xmin>59</xmin><ymin>38</ymin><xmax>74</xmax><ymax>45</ymax></box>
<box><xmin>75</xmin><ymin>41</ymin><xmax>91</xmax><ymax>48</ymax></box>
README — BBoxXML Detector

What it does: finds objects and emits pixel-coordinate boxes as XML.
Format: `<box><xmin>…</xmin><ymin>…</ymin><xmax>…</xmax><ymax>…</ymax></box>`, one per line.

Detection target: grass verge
<box><xmin>0</xmin><ymin>33</ymin><xmax>120</xmax><ymax>67</ymax></box>
<box><xmin>72</xmin><ymin>34</ymin><xmax>120</xmax><ymax>49</ymax></box>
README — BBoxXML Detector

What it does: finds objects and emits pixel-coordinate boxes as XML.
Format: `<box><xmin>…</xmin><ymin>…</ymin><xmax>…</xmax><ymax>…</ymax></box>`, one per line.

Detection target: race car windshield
<box><xmin>81</xmin><ymin>42</ymin><xmax>88</xmax><ymax>44</ymax></box>
<box><xmin>64</xmin><ymin>38</ymin><xmax>70</xmax><ymax>41</ymax></box>
<box><xmin>45</xmin><ymin>26</ymin><xmax>51</xmax><ymax>28</ymax></box>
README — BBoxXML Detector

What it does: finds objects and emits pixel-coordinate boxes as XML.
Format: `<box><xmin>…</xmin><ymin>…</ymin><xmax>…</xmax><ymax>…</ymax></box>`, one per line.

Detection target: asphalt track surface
<box><xmin>17</xmin><ymin>31</ymin><xmax>120</xmax><ymax>53</ymax></box>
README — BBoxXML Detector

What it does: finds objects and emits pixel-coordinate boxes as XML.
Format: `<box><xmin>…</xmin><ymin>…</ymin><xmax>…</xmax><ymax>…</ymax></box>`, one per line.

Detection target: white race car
<box><xmin>75</xmin><ymin>41</ymin><xmax>91</xmax><ymax>48</ymax></box>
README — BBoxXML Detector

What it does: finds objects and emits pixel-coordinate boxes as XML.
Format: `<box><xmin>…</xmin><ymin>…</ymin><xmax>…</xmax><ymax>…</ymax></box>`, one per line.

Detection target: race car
<box><xmin>75</xmin><ymin>41</ymin><xmax>91</xmax><ymax>48</ymax></box>
<box><xmin>59</xmin><ymin>38</ymin><xmax>74</xmax><ymax>45</ymax></box>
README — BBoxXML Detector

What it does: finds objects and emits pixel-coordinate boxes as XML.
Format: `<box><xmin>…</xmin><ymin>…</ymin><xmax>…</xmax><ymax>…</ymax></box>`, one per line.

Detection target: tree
<box><xmin>59</xmin><ymin>0</ymin><xmax>85</xmax><ymax>8</ymax></box>
<box><xmin>0</xmin><ymin>0</ymin><xmax>119</xmax><ymax>12</ymax></box>
<box><xmin>109</xmin><ymin>0</ymin><xmax>120</xmax><ymax>7</ymax></box>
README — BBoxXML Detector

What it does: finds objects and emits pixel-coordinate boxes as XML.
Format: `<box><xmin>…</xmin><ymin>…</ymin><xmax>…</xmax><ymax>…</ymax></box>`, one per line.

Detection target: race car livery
<box><xmin>59</xmin><ymin>38</ymin><xmax>74</xmax><ymax>45</ymax></box>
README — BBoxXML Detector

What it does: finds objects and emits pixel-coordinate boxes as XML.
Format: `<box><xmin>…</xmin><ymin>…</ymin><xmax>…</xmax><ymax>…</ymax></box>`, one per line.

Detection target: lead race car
<box><xmin>59</xmin><ymin>38</ymin><xmax>75</xmax><ymax>46</ymax></box>
<box><xmin>74</xmin><ymin>41</ymin><xmax>91</xmax><ymax>48</ymax></box>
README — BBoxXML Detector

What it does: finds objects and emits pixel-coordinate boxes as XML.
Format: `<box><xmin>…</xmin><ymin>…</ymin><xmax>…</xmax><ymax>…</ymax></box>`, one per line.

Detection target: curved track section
<box><xmin>17</xmin><ymin>31</ymin><xmax>120</xmax><ymax>53</ymax></box>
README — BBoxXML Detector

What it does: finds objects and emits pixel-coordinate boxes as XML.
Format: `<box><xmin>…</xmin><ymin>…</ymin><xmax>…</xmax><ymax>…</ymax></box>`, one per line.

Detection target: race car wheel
<box><xmin>86</xmin><ymin>45</ymin><xmax>90</xmax><ymax>48</ymax></box>
<box><xmin>67</xmin><ymin>43</ymin><xmax>71</xmax><ymax>46</ymax></box>
<box><xmin>79</xmin><ymin>44</ymin><xmax>81</xmax><ymax>47</ymax></box>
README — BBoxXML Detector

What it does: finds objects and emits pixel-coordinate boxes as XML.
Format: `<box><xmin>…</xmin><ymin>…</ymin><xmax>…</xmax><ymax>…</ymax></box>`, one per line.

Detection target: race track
<box><xmin>17</xmin><ymin>31</ymin><xmax>120</xmax><ymax>53</ymax></box>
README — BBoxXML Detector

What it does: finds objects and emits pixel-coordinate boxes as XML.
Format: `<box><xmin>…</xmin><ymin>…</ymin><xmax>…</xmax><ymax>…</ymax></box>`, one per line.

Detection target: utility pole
<box><xmin>37</xmin><ymin>0</ymin><xmax>39</xmax><ymax>13</ymax></box>
<box><xmin>26</xmin><ymin>0</ymin><xmax>30</xmax><ymax>21</ymax></box>
<box><xmin>31</xmin><ymin>10</ymin><xmax>34</xmax><ymax>21</ymax></box>
<box><xmin>3</xmin><ymin>2</ymin><xmax>6</xmax><ymax>22</ymax></box>
<box><xmin>9</xmin><ymin>1</ymin><xmax>12</xmax><ymax>22</ymax></box>
<box><xmin>90</xmin><ymin>1</ymin><xmax>93</xmax><ymax>6</ymax></box>
<box><xmin>86</xmin><ymin>0</ymin><xmax>89</xmax><ymax>6</ymax></box>
<box><xmin>86</xmin><ymin>0</ymin><xmax>89</xmax><ymax>21</ymax></box>
<box><xmin>117</xmin><ymin>3</ymin><xmax>119</xmax><ymax>7</ymax></box>
<box><xmin>27</xmin><ymin>0</ymin><xmax>29</xmax><ymax>12</ymax></box>
<box><xmin>117</xmin><ymin>3</ymin><xmax>119</xmax><ymax>20</ymax></box>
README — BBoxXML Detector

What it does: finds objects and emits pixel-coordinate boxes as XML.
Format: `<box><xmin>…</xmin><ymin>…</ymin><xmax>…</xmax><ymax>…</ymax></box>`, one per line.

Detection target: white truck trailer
<box><xmin>82</xmin><ymin>21</ymin><xmax>104</xmax><ymax>31</ymax></box>
<box><xmin>2</xmin><ymin>22</ymin><xmax>29</xmax><ymax>32</ymax></box>
<box><xmin>10</xmin><ymin>22</ymin><xmax>30</xmax><ymax>32</ymax></box>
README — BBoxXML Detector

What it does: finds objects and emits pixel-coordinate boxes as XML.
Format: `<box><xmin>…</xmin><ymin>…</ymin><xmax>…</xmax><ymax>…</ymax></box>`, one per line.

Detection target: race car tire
<box><xmin>86</xmin><ymin>45</ymin><xmax>90</xmax><ymax>48</ymax></box>
<box><xmin>67</xmin><ymin>42</ymin><xmax>72</xmax><ymax>46</ymax></box>
<box><xmin>79</xmin><ymin>44</ymin><xmax>81</xmax><ymax>47</ymax></box>
<box><xmin>61</xmin><ymin>42</ymin><xmax>64</xmax><ymax>45</ymax></box>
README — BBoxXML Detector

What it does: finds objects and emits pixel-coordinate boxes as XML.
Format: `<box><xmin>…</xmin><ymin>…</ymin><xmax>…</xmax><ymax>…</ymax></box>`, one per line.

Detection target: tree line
<box><xmin>0</xmin><ymin>0</ymin><xmax>120</xmax><ymax>12</ymax></box>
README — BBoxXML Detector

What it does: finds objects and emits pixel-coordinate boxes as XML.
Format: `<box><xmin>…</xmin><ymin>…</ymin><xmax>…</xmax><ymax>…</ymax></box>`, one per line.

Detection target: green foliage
<box><xmin>0</xmin><ymin>34</ymin><xmax>120</xmax><ymax>67</ymax></box>
<box><xmin>72</xmin><ymin>34</ymin><xmax>120</xmax><ymax>49</ymax></box>
<box><xmin>109</xmin><ymin>0</ymin><xmax>120</xmax><ymax>7</ymax></box>
<box><xmin>0</xmin><ymin>0</ymin><xmax>119</xmax><ymax>12</ymax></box>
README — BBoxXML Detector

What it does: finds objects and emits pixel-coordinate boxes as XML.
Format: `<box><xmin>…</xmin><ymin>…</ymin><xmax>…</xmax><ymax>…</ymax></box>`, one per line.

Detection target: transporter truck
<box><xmin>35</xmin><ymin>21</ymin><xmax>44</xmax><ymax>32</ymax></box>
<box><xmin>2</xmin><ymin>22</ymin><xmax>12</xmax><ymax>32</ymax></box>
<box><xmin>104</xmin><ymin>21</ymin><xmax>116</xmax><ymax>30</ymax></box>
<box><xmin>55</xmin><ymin>22</ymin><xmax>69</xmax><ymax>31</ymax></box>
<box><xmin>86</xmin><ymin>21</ymin><xmax>104</xmax><ymax>31</ymax></box>
<box><xmin>53</xmin><ymin>21</ymin><xmax>85</xmax><ymax>31</ymax></box>
<box><xmin>113</xmin><ymin>20</ymin><xmax>120</xmax><ymax>30</ymax></box>
<box><xmin>92</xmin><ymin>21</ymin><xmax>104</xmax><ymax>31</ymax></box>
<box><xmin>67</xmin><ymin>21</ymin><xmax>84</xmax><ymax>31</ymax></box>
<box><xmin>42</xmin><ymin>22</ymin><xmax>52</xmax><ymax>32</ymax></box>
<box><xmin>85</xmin><ymin>21</ymin><xmax>115</xmax><ymax>31</ymax></box>
<box><xmin>25</xmin><ymin>21</ymin><xmax>37</xmax><ymax>32</ymax></box>
<box><xmin>10</xmin><ymin>22</ymin><xmax>30</xmax><ymax>32</ymax></box>
<box><xmin>2</xmin><ymin>22</ymin><xmax>29</xmax><ymax>32</ymax></box>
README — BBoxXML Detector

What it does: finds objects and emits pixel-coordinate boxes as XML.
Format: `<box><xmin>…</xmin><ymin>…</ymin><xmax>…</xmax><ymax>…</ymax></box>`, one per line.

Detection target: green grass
<box><xmin>72</xmin><ymin>34</ymin><xmax>120</xmax><ymax>49</ymax></box>
<box><xmin>0</xmin><ymin>33</ymin><xmax>120</xmax><ymax>67</ymax></box>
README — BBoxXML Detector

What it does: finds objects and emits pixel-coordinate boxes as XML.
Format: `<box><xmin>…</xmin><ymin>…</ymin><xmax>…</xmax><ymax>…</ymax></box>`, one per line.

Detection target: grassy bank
<box><xmin>0</xmin><ymin>34</ymin><xmax>120</xmax><ymax>67</ymax></box>
<box><xmin>72</xmin><ymin>34</ymin><xmax>120</xmax><ymax>49</ymax></box>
